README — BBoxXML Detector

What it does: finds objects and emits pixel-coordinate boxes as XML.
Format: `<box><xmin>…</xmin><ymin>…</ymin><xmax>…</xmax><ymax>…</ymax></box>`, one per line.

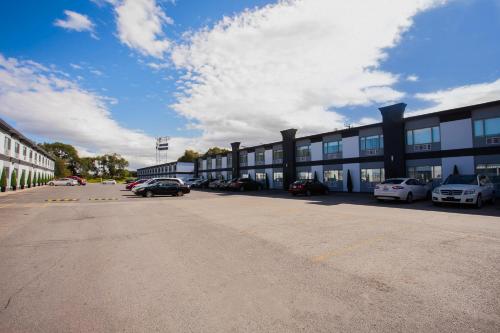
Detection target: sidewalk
<box><xmin>0</xmin><ymin>185</ymin><xmax>47</xmax><ymax>197</ymax></box>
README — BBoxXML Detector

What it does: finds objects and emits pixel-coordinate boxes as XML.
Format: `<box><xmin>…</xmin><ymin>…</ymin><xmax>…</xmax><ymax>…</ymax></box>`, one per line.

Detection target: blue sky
<box><xmin>0</xmin><ymin>0</ymin><xmax>499</xmax><ymax>167</ymax></box>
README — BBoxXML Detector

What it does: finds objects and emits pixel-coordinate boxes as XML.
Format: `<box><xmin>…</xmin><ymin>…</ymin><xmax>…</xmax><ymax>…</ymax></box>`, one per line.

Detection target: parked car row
<box><xmin>190</xmin><ymin>177</ymin><xmax>265</xmax><ymax>192</ymax></box>
<box><xmin>374</xmin><ymin>174</ymin><xmax>495</xmax><ymax>208</ymax></box>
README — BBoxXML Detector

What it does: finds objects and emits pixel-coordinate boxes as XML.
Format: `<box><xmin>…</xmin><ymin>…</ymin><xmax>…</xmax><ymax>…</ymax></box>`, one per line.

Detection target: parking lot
<box><xmin>0</xmin><ymin>184</ymin><xmax>499</xmax><ymax>332</ymax></box>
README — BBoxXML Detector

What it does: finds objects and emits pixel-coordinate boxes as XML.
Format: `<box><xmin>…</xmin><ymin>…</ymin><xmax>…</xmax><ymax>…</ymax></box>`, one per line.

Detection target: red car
<box><xmin>126</xmin><ymin>179</ymin><xmax>147</xmax><ymax>190</ymax></box>
<box><xmin>68</xmin><ymin>175</ymin><xmax>86</xmax><ymax>185</ymax></box>
<box><xmin>289</xmin><ymin>180</ymin><xmax>329</xmax><ymax>196</ymax></box>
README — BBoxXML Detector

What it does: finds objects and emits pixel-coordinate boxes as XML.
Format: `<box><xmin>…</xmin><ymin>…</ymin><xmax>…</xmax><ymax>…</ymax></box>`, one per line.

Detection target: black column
<box><xmin>230</xmin><ymin>142</ymin><xmax>240</xmax><ymax>178</ymax></box>
<box><xmin>194</xmin><ymin>158</ymin><xmax>199</xmax><ymax>178</ymax></box>
<box><xmin>379</xmin><ymin>103</ymin><xmax>407</xmax><ymax>178</ymax></box>
<box><xmin>280</xmin><ymin>129</ymin><xmax>297</xmax><ymax>190</ymax></box>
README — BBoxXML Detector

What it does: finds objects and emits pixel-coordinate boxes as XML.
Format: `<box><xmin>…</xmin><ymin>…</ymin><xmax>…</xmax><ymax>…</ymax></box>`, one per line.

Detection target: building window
<box><xmin>360</xmin><ymin>135</ymin><xmax>383</xmax><ymax>151</ymax></box>
<box><xmin>297</xmin><ymin>170</ymin><xmax>312</xmax><ymax>180</ymax></box>
<box><xmin>408</xmin><ymin>165</ymin><xmax>442</xmax><ymax>183</ymax></box>
<box><xmin>476</xmin><ymin>164</ymin><xmax>500</xmax><ymax>176</ymax></box>
<box><xmin>296</xmin><ymin>145</ymin><xmax>311</xmax><ymax>162</ymax></box>
<box><xmin>273</xmin><ymin>171</ymin><xmax>283</xmax><ymax>183</ymax></box>
<box><xmin>255</xmin><ymin>151</ymin><xmax>265</xmax><ymax>165</ymax></box>
<box><xmin>216</xmin><ymin>156</ymin><xmax>222</xmax><ymax>169</ymax></box>
<box><xmin>198</xmin><ymin>159</ymin><xmax>203</xmax><ymax>170</ymax></box>
<box><xmin>273</xmin><ymin>146</ymin><xmax>283</xmax><ymax>163</ymax></box>
<box><xmin>406</xmin><ymin>127</ymin><xmax>440</xmax><ymax>145</ymax></box>
<box><xmin>207</xmin><ymin>157</ymin><xmax>212</xmax><ymax>170</ymax></box>
<box><xmin>227</xmin><ymin>154</ymin><xmax>232</xmax><ymax>167</ymax></box>
<box><xmin>14</xmin><ymin>142</ymin><xmax>20</xmax><ymax>154</ymax></box>
<box><xmin>4</xmin><ymin>137</ymin><xmax>11</xmax><ymax>153</ymax></box>
<box><xmin>361</xmin><ymin>168</ymin><xmax>385</xmax><ymax>183</ymax></box>
<box><xmin>474</xmin><ymin>117</ymin><xmax>500</xmax><ymax>137</ymax></box>
<box><xmin>323</xmin><ymin>141</ymin><xmax>342</xmax><ymax>155</ymax></box>
<box><xmin>239</xmin><ymin>152</ymin><xmax>248</xmax><ymax>166</ymax></box>
<box><xmin>227</xmin><ymin>171</ymin><xmax>233</xmax><ymax>180</ymax></box>
<box><xmin>324</xmin><ymin>170</ymin><xmax>343</xmax><ymax>183</ymax></box>
<box><xmin>255</xmin><ymin>172</ymin><xmax>266</xmax><ymax>182</ymax></box>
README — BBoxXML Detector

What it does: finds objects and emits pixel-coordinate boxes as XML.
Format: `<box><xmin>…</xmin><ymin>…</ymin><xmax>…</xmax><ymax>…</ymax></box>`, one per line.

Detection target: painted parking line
<box><xmin>88</xmin><ymin>198</ymin><xmax>119</xmax><ymax>201</ymax></box>
<box><xmin>45</xmin><ymin>198</ymin><xmax>79</xmax><ymax>202</ymax></box>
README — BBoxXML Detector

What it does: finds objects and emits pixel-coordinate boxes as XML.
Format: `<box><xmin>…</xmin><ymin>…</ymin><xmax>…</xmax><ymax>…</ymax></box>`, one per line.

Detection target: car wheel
<box><xmin>145</xmin><ymin>191</ymin><xmax>154</xmax><ymax>198</ymax></box>
<box><xmin>491</xmin><ymin>193</ymin><xmax>496</xmax><ymax>204</ymax></box>
<box><xmin>177</xmin><ymin>190</ymin><xmax>184</xmax><ymax>196</ymax></box>
<box><xmin>406</xmin><ymin>192</ymin><xmax>413</xmax><ymax>204</ymax></box>
<box><xmin>306</xmin><ymin>190</ymin><xmax>312</xmax><ymax>196</ymax></box>
<box><xmin>239</xmin><ymin>186</ymin><xmax>245</xmax><ymax>192</ymax></box>
<box><xmin>475</xmin><ymin>194</ymin><xmax>482</xmax><ymax>209</ymax></box>
<box><xmin>324</xmin><ymin>188</ymin><xmax>329</xmax><ymax>195</ymax></box>
<box><xmin>49</xmin><ymin>182</ymin><xmax>54</xmax><ymax>186</ymax></box>
<box><xmin>292</xmin><ymin>193</ymin><xmax>297</xmax><ymax>196</ymax></box>
<box><xmin>426</xmin><ymin>191</ymin><xmax>431</xmax><ymax>200</ymax></box>
<box><xmin>433</xmin><ymin>201</ymin><xmax>441</xmax><ymax>207</ymax></box>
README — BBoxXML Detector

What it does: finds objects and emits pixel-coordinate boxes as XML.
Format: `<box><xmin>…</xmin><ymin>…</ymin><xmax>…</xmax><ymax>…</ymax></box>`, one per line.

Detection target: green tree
<box><xmin>40</xmin><ymin>142</ymin><xmax>80</xmax><ymax>175</ymax></box>
<box><xmin>37</xmin><ymin>173</ymin><xmax>41</xmax><ymax>186</ymax></box>
<box><xmin>10</xmin><ymin>169</ymin><xmax>17</xmax><ymax>191</ymax></box>
<box><xmin>79</xmin><ymin>157</ymin><xmax>99</xmax><ymax>178</ymax></box>
<box><xmin>177</xmin><ymin>149</ymin><xmax>201</xmax><ymax>162</ymax></box>
<box><xmin>0</xmin><ymin>168</ymin><xmax>7</xmax><ymax>192</ymax></box>
<box><xmin>20</xmin><ymin>170</ymin><xmax>26</xmax><ymax>189</ymax></box>
<box><xmin>203</xmin><ymin>147</ymin><xmax>230</xmax><ymax>157</ymax></box>
<box><xmin>33</xmin><ymin>171</ymin><xmax>37</xmax><ymax>187</ymax></box>
<box><xmin>27</xmin><ymin>170</ymin><xmax>32</xmax><ymax>188</ymax></box>
<box><xmin>54</xmin><ymin>158</ymin><xmax>70</xmax><ymax>178</ymax></box>
<box><xmin>99</xmin><ymin>153</ymin><xmax>129</xmax><ymax>178</ymax></box>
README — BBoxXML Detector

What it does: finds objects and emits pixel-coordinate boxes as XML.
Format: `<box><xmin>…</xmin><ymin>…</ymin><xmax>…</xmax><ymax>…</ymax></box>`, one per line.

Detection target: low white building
<box><xmin>136</xmin><ymin>161</ymin><xmax>194</xmax><ymax>181</ymax></box>
<box><xmin>0</xmin><ymin>119</ymin><xmax>55</xmax><ymax>191</ymax></box>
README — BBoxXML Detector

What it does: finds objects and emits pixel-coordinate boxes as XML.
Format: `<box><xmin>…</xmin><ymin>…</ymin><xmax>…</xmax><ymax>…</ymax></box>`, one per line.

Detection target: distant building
<box><xmin>136</xmin><ymin>161</ymin><xmax>194</xmax><ymax>180</ymax></box>
<box><xmin>0</xmin><ymin>119</ymin><xmax>55</xmax><ymax>190</ymax></box>
<box><xmin>194</xmin><ymin>100</ymin><xmax>500</xmax><ymax>192</ymax></box>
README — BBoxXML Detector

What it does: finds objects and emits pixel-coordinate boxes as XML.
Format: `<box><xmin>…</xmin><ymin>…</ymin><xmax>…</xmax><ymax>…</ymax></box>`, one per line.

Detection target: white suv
<box><xmin>432</xmin><ymin>174</ymin><xmax>495</xmax><ymax>208</ymax></box>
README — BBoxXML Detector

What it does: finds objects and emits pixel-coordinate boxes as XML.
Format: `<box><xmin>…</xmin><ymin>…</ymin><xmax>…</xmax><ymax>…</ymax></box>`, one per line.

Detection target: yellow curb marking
<box><xmin>45</xmin><ymin>199</ymin><xmax>80</xmax><ymax>202</ymax></box>
<box><xmin>88</xmin><ymin>198</ymin><xmax>118</xmax><ymax>201</ymax></box>
<box><xmin>312</xmin><ymin>236</ymin><xmax>386</xmax><ymax>263</ymax></box>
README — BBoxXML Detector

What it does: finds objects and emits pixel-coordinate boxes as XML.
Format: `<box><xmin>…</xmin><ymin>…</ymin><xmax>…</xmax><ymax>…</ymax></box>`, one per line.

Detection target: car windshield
<box><xmin>444</xmin><ymin>175</ymin><xmax>478</xmax><ymax>185</ymax></box>
<box><xmin>382</xmin><ymin>179</ymin><xmax>405</xmax><ymax>184</ymax></box>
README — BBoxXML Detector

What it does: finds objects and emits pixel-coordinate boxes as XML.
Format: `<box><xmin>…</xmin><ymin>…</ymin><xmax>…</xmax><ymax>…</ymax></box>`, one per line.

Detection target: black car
<box><xmin>228</xmin><ymin>178</ymin><xmax>263</xmax><ymax>191</ymax></box>
<box><xmin>134</xmin><ymin>180</ymin><xmax>190</xmax><ymax>197</ymax></box>
<box><xmin>289</xmin><ymin>180</ymin><xmax>329</xmax><ymax>196</ymax></box>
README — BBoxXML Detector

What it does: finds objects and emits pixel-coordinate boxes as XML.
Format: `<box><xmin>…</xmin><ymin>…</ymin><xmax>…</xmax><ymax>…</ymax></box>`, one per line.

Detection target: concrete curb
<box><xmin>0</xmin><ymin>185</ymin><xmax>48</xmax><ymax>197</ymax></box>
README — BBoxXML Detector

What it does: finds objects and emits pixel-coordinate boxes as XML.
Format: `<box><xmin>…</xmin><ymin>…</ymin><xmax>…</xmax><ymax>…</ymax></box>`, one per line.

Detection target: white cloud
<box><xmin>54</xmin><ymin>10</ymin><xmax>97</xmax><ymax>38</ymax></box>
<box><xmin>409</xmin><ymin>79</ymin><xmax>500</xmax><ymax>116</ymax></box>
<box><xmin>171</xmin><ymin>0</ymin><xmax>448</xmax><ymax>147</ymax></box>
<box><xmin>406</xmin><ymin>74</ymin><xmax>419</xmax><ymax>82</ymax></box>
<box><xmin>114</xmin><ymin>0</ymin><xmax>173</xmax><ymax>58</ymax></box>
<box><xmin>70</xmin><ymin>63</ymin><xmax>83</xmax><ymax>70</ymax></box>
<box><xmin>0</xmin><ymin>54</ymin><xmax>194</xmax><ymax>168</ymax></box>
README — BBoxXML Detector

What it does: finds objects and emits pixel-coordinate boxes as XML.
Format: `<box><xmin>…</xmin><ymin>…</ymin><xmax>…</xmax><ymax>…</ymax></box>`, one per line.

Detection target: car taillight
<box><xmin>392</xmin><ymin>186</ymin><xmax>404</xmax><ymax>190</ymax></box>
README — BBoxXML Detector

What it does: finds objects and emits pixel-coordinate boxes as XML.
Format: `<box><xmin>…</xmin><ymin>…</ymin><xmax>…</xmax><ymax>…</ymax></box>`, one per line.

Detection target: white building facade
<box><xmin>0</xmin><ymin>119</ymin><xmax>55</xmax><ymax>191</ymax></box>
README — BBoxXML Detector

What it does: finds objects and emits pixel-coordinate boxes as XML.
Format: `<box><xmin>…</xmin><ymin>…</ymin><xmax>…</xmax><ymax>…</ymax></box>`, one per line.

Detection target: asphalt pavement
<box><xmin>0</xmin><ymin>184</ymin><xmax>499</xmax><ymax>332</ymax></box>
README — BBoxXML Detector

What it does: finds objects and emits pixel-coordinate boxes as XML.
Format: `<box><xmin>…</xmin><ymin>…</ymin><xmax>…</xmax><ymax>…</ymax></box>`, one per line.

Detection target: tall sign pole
<box><xmin>156</xmin><ymin>137</ymin><xmax>170</xmax><ymax>164</ymax></box>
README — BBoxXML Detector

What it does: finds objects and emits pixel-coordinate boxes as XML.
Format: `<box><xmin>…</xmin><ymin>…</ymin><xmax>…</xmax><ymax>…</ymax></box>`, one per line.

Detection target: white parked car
<box><xmin>101</xmin><ymin>179</ymin><xmax>117</xmax><ymax>185</ymax></box>
<box><xmin>374</xmin><ymin>178</ymin><xmax>430</xmax><ymax>203</ymax></box>
<box><xmin>48</xmin><ymin>178</ymin><xmax>76</xmax><ymax>186</ymax></box>
<box><xmin>432</xmin><ymin>174</ymin><xmax>495</xmax><ymax>208</ymax></box>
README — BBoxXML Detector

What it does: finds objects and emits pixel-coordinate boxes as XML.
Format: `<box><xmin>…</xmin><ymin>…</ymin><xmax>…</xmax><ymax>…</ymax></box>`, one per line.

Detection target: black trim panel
<box><xmin>405</xmin><ymin>146</ymin><xmax>500</xmax><ymax>160</ymax></box>
<box><xmin>296</xmin><ymin>156</ymin><xmax>384</xmax><ymax>167</ymax></box>
<box><xmin>439</xmin><ymin>110</ymin><xmax>471</xmax><ymax>123</ymax></box>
